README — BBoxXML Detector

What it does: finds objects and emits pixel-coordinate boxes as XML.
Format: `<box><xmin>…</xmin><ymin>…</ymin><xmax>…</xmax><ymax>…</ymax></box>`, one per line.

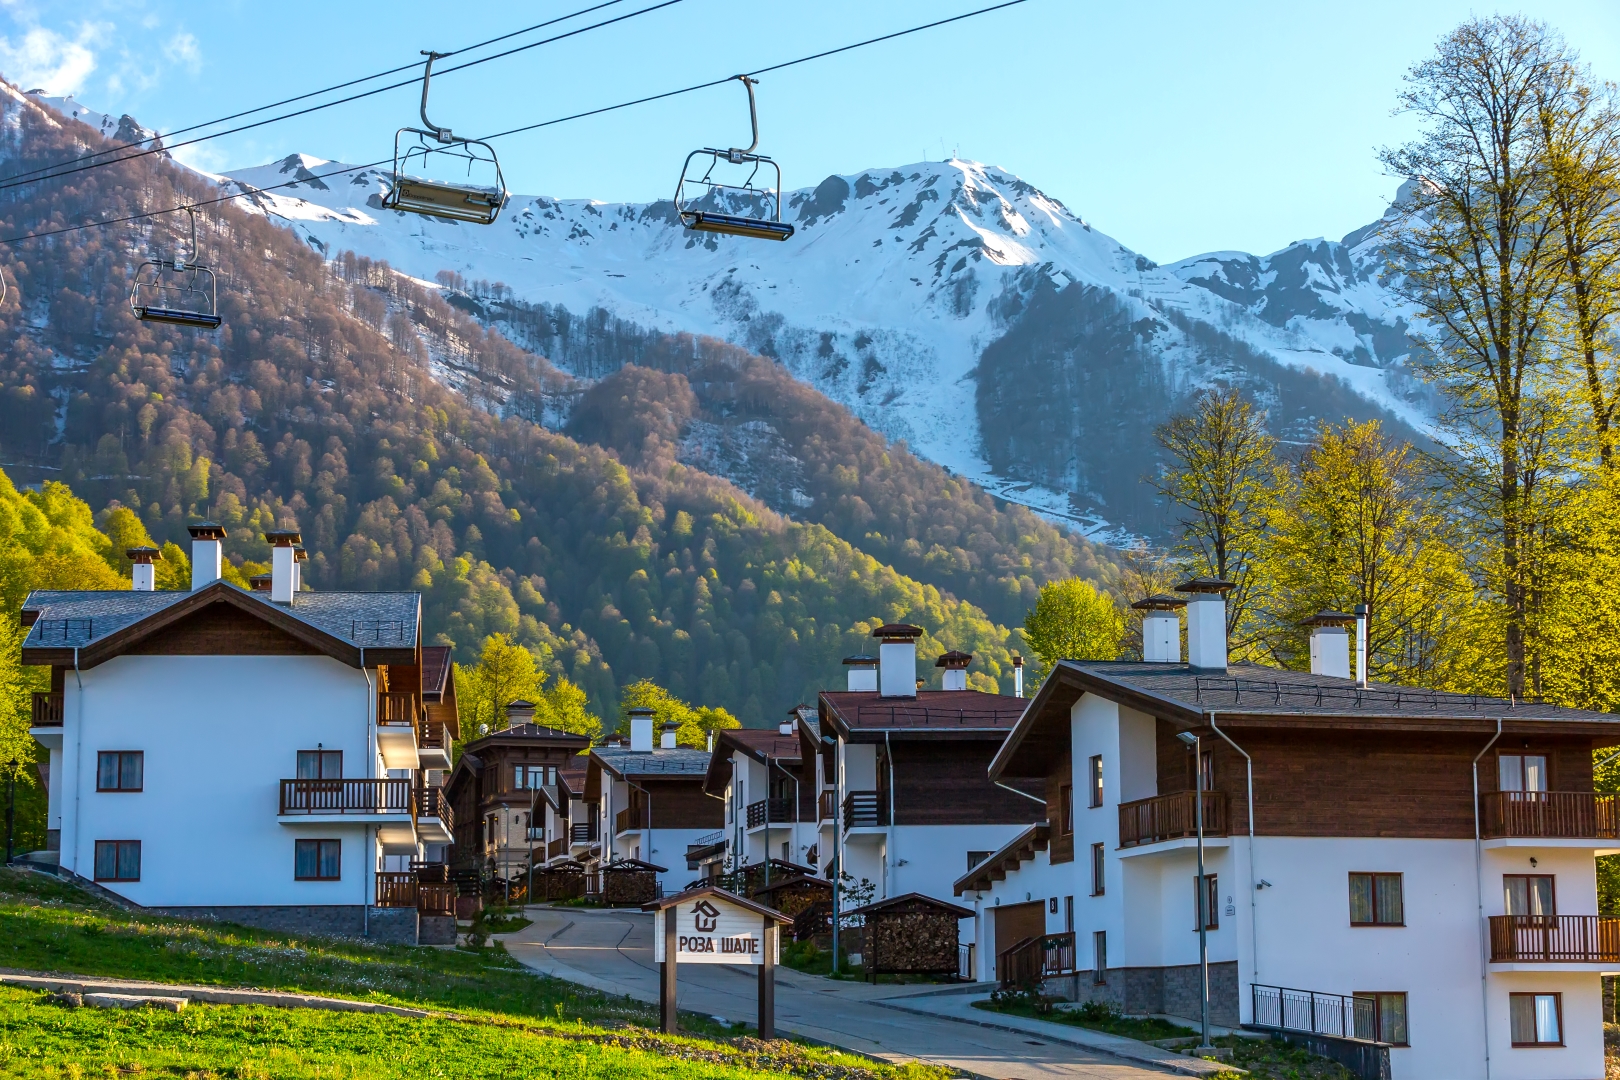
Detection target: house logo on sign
<box><xmin>691</xmin><ymin>900</ymin><xmax>720</xmax><ymax>933</ymax></box>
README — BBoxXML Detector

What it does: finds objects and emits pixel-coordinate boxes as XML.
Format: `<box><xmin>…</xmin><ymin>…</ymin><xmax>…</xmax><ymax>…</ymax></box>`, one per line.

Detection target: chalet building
<box><xmin>815</xmin><ymin>625</ymin><xmax>1041</xmax><ymax>908</ymax></box>
<box><xmin>956</xmin><ymin>580</ymin><xmax>1620</xmax><ymax>1080</ymax></box>
<box><xmin>703</xmin><ymin>716</ymin><xmax>818</xmax><ymax>871</ymax></box>
<box><xmin>584</xmin><ymin>708</ymin><xmax>722</xmax><ymax>896</ymax></box>
<box><xmin>21</xmin><ymin>524</ymin><xmax>459</xmax><ymax>945</ymax></box>
<box><xmin>559</xmin><ymin>754</ymin><xmax>594</xmax><ymax>860</ymax></box>
<box><xmin>443</xmin><ymin>703</ymin><xmax>590</xmax><ymax>882</ymax></box>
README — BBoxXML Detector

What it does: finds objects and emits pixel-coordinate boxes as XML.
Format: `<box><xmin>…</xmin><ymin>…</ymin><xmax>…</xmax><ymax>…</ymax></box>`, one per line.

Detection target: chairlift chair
<box><xmin>674</xmin><ymin>76</ymin><xmax>794</xmax><ymax>242</ymax></box>
<box><xmin>383</xmin><ymin>52</ymin><xmax>509</xmax><ymax>225</ymax></box>
<box><xmin>129</xmin><ymin>208</ymin><xmax>222</xmax><ymax>330</ymax></box>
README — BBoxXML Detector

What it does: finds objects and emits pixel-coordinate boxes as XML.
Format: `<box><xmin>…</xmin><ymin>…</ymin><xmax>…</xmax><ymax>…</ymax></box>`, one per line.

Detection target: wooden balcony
<box><xmin>31</xmin><ymin>692</ymin><xmax>63</xmax><ymax>727</ymax></box>
<box><xmin>374</xmin><ymin>871</ymin><xmax>456</xmax><ymax>916</ymax></box>
<box><xmin>414</xmin><ymin>786</ymin><xmax>454</xmax><ymax>844</ymax></box>
<box><xmin>997</xmin><ymin>930</ymin><xmax>1076</xmax><ymax>988</ymax></box>
<box><xmin>843</xmin><ymin>791</ymin><xmax>885</xmax><ymax>829</ymax></box>
<box><xmin>746</xmin><ymin>797</ymin><xmax>794</xmax><ymax>830</ymax></box>
<box><xmin>280</xmin><ymin>778</ymin><xmax>413</xmax><ymax>818</ymax></box>
<box><xmin>547</xmin><ymin>836</ymin><xmax>567</xmax><ymax>861</ymax></box>
<box><xmin>818</xmin><ymin>789</ymin><xmax>835</xmax><ymax>822</ymax></box>
<box><xmin>1490</xmin><ymin>915</ymin><xmax>1620</xmax><ymax>963</ymax></box>
<box><xmin>571</xmin><ymin>821</ymin><xmax>598</xmax><ymax>844</ymax></box>
<box><xmin>1118</xmin><ymin>791</ymin><xmax>1229</xmax><ymax>848</ymax></box>
<box><xmin>1480</xmin><ymin>791</ymin><xmax>1620</xmax><ymax>841</ymax></box>
<box><xmin>418</xmin><ymin>718</ymin><xmax>452</xmax><ymax>769</ymax></box>
<box><xmin>376</xmin><ymin>692</ymin><xmax>420</xmax><ymax>770</ymax></box>
<box><xmin>616</xmin><ymin>805</ymin><xmax>650</xmax><ymax>835</ymax></box>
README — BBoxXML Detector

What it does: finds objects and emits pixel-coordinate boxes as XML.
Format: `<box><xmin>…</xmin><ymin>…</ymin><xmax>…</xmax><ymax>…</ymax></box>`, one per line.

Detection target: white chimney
<box><xmin>1176</xmin><ymin>579</ymin><xmax>1234</xmax><ymax>672</ymax></box>
<box><xmin>660</xmin><ymin>719</ymin><xmax>678</xmax><ymax>749</ymax></box>
<box><xmin>505</xmin><ymin>700</ymin><xmax>536</xmax><ymax>729</ymax></box>
<box><xmin>127</xmin><ymin>546</ymin><xmax>159</xmax><ymax>592</ymax></box>
<box><xmin>1012</xmin><ymin>653</ymin><xmax>1024</xmax><ymax>698</ymax></box>
<box><xmin>629</xmin><ymin>707</ymin><xmax>654</xmax><ymax>752</ymax></box>
<box><xmin>779</xmin><ymin>710</ymin><xmax>799</xmax><ymax>736</ymax></box>
<box><xmin>293</xmin><ymin>544</ymin><xmax>307</xmax><ymax>594</ymax></box>
<box><xmin>1304</xmin><ymin>612</ymin><xmax>1354</xmax><ymax>679</ymax></box>
<box><xmin>936</xmin><ymin>650</ymin><xmax>972</xmax><ymax>691</ymax></box>
<box><xmin>843</xmin><ymin>655</ymin><xmax>879</xmax><ymax>692</ymax></box>
<box><xmin>188</xmin><ymin>521</ymin><xmax>226</xmax><ymax>589</ymax></box>
<box><xmin>1132</xmin><ymin>594</ymin><xmax>1187</xmax><ymax>663</ymax></box>
<box><xmin>872</xmin><ymin>624</ymin><xmax>922</xmax><ymax>698</ymax></box>
<box><xmin>265</xmin><ymin>529</ymin><xmax>301</xmax><ymax>603</ymax></box>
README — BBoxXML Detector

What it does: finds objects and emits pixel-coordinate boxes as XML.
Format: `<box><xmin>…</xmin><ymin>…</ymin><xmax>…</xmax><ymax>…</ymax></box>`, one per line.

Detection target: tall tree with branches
<box><xmin>1379</xmin><ymin>16</ymin><xmax>1575</xmax><ymax>697</ymax></box>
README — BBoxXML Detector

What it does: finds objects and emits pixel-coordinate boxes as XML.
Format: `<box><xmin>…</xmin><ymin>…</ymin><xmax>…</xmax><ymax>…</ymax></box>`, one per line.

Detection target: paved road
<box><xmin>502</xmin><ymin>906</ymin><xmax>1188</xmax><ymax>1080</ymax></box>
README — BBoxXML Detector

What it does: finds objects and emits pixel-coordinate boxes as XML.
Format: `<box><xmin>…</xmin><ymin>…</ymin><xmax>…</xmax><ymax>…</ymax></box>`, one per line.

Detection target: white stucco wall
<box><xmin>59</xmin><ymin>654</ymin><xmax>376</xmax><ymax>908</ymax></box>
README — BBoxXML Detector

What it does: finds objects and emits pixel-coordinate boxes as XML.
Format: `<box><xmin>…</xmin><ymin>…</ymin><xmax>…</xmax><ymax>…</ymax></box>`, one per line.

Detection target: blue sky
<box><xmin>2</xmin><ymin>0</ymin><xmax>1617</xmax><ymax>263</ymax></box>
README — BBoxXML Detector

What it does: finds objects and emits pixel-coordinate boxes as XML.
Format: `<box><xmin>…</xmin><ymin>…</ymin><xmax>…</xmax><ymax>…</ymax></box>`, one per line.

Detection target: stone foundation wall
<box><xmin>154</xmin><ymin>905</ymin><xmax>368</xmax><ymax>938</ymax></box>
<box><xmin>365</xmin><ymin>906</ymin><xmax>418</xmax><ymax>946</ymax></box>
<box><xmin>419</xmin><ymin>915</ymin><xmax>458</xmax><ymax>946</ymax></box>
<box><xmin>1044</xmin><ymin>961</ymin><xmax>1238</xmax><ymax>1026</ymax></box>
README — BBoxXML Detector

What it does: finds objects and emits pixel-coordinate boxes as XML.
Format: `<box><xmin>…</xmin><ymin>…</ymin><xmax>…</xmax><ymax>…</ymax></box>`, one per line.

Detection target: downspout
<box><xmin>69</xmin><ymin>648</ymin><xmax>83</xmax><ymax>878</ymax></box>
<box><xmin>1207</xmin><ymin>713</ymin><xmax>1259</xmax><ymax>999</ymax></box>
<box><xmin>360</xmin><ymin>647</ymin><xmax>373</xmax><ymax>935</ymax></box>
<box><xmin>1473</xmin><ymin>717</ymin><xmax>1503</xmax><ymax>1080</ymax></box>
<box><xmin>626</xmin><ymin>777</ymin><xmax>652</xmax><ymax>870</ymax></box>
<box><xmin>884</xmin><ymin>731</ymin><xmax>896</xmax><ymax>898</ymax></box>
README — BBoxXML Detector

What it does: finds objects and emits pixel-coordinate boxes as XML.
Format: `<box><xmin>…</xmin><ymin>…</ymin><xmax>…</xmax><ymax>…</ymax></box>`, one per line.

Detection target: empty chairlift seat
<box><xmin>382</xmin><ymin>51</ymin><xmax>508</xmax><ymax>226</ymax></box>
<box><xmin>674</xmin><ymin>75</ymin><xmax>794</xmax><ymax>242</ymax></box>
<box><xmin>129</xmin><ymin>208</ymin><xmax>222</xmax><ymax>330</ymax></box>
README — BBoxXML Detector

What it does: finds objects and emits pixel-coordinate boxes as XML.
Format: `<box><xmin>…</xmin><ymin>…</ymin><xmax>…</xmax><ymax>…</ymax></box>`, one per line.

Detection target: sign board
<box><xmin>654</xmin><ymin>894</ymin><xmax>777</xmax><ymax>965</ymax></box>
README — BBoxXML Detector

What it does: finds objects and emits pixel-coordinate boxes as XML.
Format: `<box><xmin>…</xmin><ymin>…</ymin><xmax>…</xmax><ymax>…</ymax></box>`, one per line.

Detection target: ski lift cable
<box><xmin>0</xmin><ymin>0</ymin><xmax>1036</xmax><ymax>247</ymax></box>
<box><xmin>0</xmin><ymin>0</ymin><xmax>641</xmax><ymax>189</ymax></box>
<box><xmin>0</xmin><ymin>0</ymin><xmax>688</xmax><ymax>195</ymax></box>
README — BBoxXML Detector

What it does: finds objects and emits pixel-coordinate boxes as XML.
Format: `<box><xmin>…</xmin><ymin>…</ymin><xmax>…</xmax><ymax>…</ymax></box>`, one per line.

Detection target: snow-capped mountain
<box><xmin>201</xmin><ymin>148</ymin><xmax>1428</xmax><ymax>540</ymax></box>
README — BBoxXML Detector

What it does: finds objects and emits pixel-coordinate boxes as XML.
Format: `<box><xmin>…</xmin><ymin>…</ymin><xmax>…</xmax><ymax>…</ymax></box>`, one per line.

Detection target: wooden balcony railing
<box><xmin>1489</xmin><ymin>915</ymin><xmax>1620</xmax><ymax>963</ymax></box>
<box><xmin>280</xmin><ymin>778</ymin><xmax>413</xmax><ymax>816</ymax></box>
<box><xmin>1118</xmin><ymin>791</ymin><xmax>1229</xmax><ymax>848</ymax></box>
<box><xmin>375</xmin><ymin>871</ymin><xmax>418</xmax><ymax>907</ymax></box>
<box><xmin>547</xmin><ymin>836</ymin><xmax>567</xmax><ymax>861</ymax></box>
<box><xmin>571</xmin><ymin>821</ymin><xmax>597</xmax><ymax>844</ymax></box>
<box><xmin>415</xmin><ymin>786</ymin><xmax>453</xmax><ymax>830</ymax></box>
<box><xmin>843</xmin><ymin>791</ymin><xmax>884</xmax><ymax>829</ymax></box>
<box><xmin>1480</xmin><ymin>791</ymin><xmax>1620</xmax><ymax>840</ymax></box>
<box><xmin>616</xmin><ymin>805</ymin><xmax>650</xmax><ymax>834</ymax></box>
<box><xmin>418</xmin><ymin>883</ymin><xmax>455</xmax><ymax>917</ymax></box>
<box><xmin>997</xmin><ymin>931</ymin><xmax>1076</xmax><ymax>988</ymax></box>
<box><xmin>31</xmin><ymin>692</ymin><xmax>63</xmax><ymax>727</ymax></box>
<box><xmin>419</xmin><ymin>718</ymin><xmax>449</xmax><ymax>751</ymax></box>
<box><xmin>818</xmin><ymin>789</ymin><xmax>835</xmax><ymax>822</ymax></box>
<box><xmin>377</xmin><ymin>692</ymin><xmax>418</xmax><ymax>735</ymax></box>
<box><xmin>747</xmin><ymin>797</ymin><xmax>794</xmax><ymax>829</ymax></box>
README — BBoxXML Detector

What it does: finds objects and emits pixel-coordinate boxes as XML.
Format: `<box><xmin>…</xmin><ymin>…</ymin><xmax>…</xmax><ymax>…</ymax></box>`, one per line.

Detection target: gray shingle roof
<box><xmin>592</xmin><ymin>745</ymin><xmax>712</xmax><ymax>777</ymax></box>
<box><xmin>21</xmin><ymin>586</ymin><xmax>420</xmax><ymax>649</ymax></box>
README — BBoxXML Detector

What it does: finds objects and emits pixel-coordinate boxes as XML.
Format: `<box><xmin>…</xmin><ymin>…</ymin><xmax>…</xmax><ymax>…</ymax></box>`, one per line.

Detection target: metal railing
<box><xmin>1480</xmin><ymin>791</ymin><xmax>1620</xmax><ymax>840</ymax></box>
<box><xmin>1118</xmin><ymin>791</ymin><xmax>1229</xmax><ymax>847</ymax></box>
<box><xmin>958</xmin><ymin>941</ymin><xmax>976</xmax><ymax>982</ymax></box>
<box><xmin>1251</xmin><ymin>984</ymin><xmax>1375</xmax><ymax>1040</ymax></box>
<box><xmin>747</xmin><ymin>797</ymin><xmax>794</xmax><ymax>829</ymax></box>
<box><xmin>31</xmin><ymin>692</ymin><xmax>63</xmax><ymax>727</ymax></box>
<box><xmin>1489</xmin><ymin>915</ymin><xmax>1620</xmax><ymax>963</ymax></box>
<box><xmin>996</xmin><ymin>931</ymin><xmax>1075</xmax><ymax>988</ymax></box>
<box><xmin>280</xmin><ymin>778</ymin><xmax>413</xmax><ymax>817</ymax></box>
<box><xmin>843</xmin><ymin>791</ymin><xmax>884</xmax><ymax>829</ymax></box>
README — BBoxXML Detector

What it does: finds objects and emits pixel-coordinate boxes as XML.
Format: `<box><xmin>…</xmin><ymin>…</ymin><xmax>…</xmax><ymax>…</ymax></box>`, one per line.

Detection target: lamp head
<box><xmin>1176</xmin><ymin>731</ymin><xmax>1199</xmax><ymax>747</ymax></box>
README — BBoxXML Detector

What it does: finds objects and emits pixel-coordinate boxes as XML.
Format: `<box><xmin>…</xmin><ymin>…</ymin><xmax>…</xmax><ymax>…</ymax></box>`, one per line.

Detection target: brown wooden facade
<box><xmin>445</xmin><ymin>726</ymin><xmax>591</xmax><ymax>868</ymax></box>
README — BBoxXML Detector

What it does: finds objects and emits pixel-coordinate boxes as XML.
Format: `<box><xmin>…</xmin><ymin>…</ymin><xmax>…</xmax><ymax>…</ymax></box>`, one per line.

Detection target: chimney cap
<box><xmin>264</xmin><ymin>529</ymin><xmax>302</xmax><ymax>547</ymax></box>
<box><xmin>1174</xmin><ymin>577</ymin><xmax>1236</xmax><ymax>596</ymax></box>
<box><xmin>1302</xmin><ymin>610</ymin><xmax>1357</xmax><ymax>629</ymax></box>
<box><xmin>660</xmin><ymin>718</ymin><xmax>679</xmax><ymax>731</ymax></box>
<box><xmin>871</xmin><ymin>623</ymin><xmax>924</xmax><ymax>641</ymax></box>
<box><xmin>629</xmin><ymin>706</ymin><xmax>655</xmax><ymax>717</ymax></box>
<box><xmin>1012</xmin><ymin>653</ymin><xmax>1024</xmax><ymax>668</ymax></box>
<box><xmin>125</xmin><ymin>545</ymin><xmax>161</xmax><ymax>564</ymax></box>
<box><xmin>935</xmin><ymin>650</ymin><xmax>973</xmax><ymax>669</ymax></box>
<box><xmin>842</xmin><ymin>654</ymin><xmax>879</xmax><ymax>667</ymax></box>
<box><xmin>249</xmin><ymin>573</ymin><xmax>272</xmax><ymax>592</ymax></box>
<box><xmin>1132</xmin><ymin>593</ymin><xmax>1187</xmax><ymax>611</ymax></box>
<box><xmin>292</xmin><ymin>545</ymin><xmax>308</xmax><ymax>562</ymax></box>
<box><xmin>187</xmin><ymin>520</ymin><xmax>227</xmax><ymax>540</ymax></box>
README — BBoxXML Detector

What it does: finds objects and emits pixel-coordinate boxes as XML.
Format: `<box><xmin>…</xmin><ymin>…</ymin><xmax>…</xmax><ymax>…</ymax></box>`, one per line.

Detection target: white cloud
<box><xmin>162</xmin><ymin>31</ymin><xmax>200</xmax><ymax>75</ymax></box>
<box><xmin>0</xmin><ymin>22</ymin><xmax>107</xmax><ymax>94</ymax></box>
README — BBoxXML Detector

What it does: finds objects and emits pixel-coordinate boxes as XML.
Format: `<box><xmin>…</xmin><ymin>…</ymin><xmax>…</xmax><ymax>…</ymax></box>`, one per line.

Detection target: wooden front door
<box><xmin>994</xmin><ymin>900</ymin><xmax>1046</xmax><ymax>958</ymax></box>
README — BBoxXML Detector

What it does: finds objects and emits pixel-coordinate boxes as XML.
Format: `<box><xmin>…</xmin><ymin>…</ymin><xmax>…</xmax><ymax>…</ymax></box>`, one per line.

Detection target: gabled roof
<box><xmin>819</xmin><ymin>689</ymin><xmax>1027</xmax><ymax>742</ymax></box>
<box><xmin>642</xmin><ymin>884</ymin><xmax>793</xmax><ymax>922</ymax></box>
<box><xmin>19</xmin><ymin>582</ymin><xmax>420</xmax><ymax>668</ymax></box>
<box><xmin>560</xmin><ymin>755</ymin><xmax>589</xmax><ymax>796</ymax></box>
<box><xmin>592</xmin><ymin>744</ymin><xmax>713</xmax><ymax>781</ymax></box>
<box><xmin>422</xmin><ymin>645</ymin><xmax>453</xmax><ymax>699</ymax></box>
<box><xmin>954</xmin><ymin>822</ymin><xmax>1051</xmax><ymax>895</ymax></box>
<box><xmin>989</xmin><ymin>659</ymin><xmax>1620</xmax><ymax>781</ymax></box>
<box><xmin>845</xmin><ymin>891</ymin><xmax>974</xmax><ymax>919</ymax></box>
<box><xmin>704</xmin><ymin>728</ymin><xmax>805</xmax><ymax>795</ymax></box>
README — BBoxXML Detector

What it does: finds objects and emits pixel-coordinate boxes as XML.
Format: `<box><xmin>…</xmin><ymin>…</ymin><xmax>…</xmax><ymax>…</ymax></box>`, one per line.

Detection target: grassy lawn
<box><xmin>0</xmin><ymin>869</ymin><xmax>946</xmax><ymax>1080</ymax></box>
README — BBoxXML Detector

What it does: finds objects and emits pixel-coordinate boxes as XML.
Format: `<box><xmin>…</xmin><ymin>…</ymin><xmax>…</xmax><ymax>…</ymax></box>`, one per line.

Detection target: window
<box><xmin>513</xmin><ymin>764</ymin><xmax>554</xmax><ymax>790</ymax></box>
<box><xmin>1354</xmin><ymin>992</ymin><xmax>1409</xmax><ymax>1046</ymax></box>
<box><xmin>294</xmin><ymin>839</ymin><xmax>341</xmax><ymax>880</ymax></box>
<box><xmin>1196</xmin><ymin>750</ymin><xmax>1215</xmax><ymax>794</ymax></box>
<box><xmin>1510</xmin><ymin>993</ymin><xmax>1562</xmax><ymax>1046</ymax></box>
<box><xmin>1064</xmin><ymin>895</ymin><xmax>1074</xmax><ymax>932</ymax></box>
<box><xmin>1091</xmin><ymin>842</ymin><xmax>1106</xmax><ymax>896</ymax></box>
<box><xmin>1499</xmin><ymin>754</ymin><xmax>1548</xmax><ymax>793</ymax></box>
<box><xmin>94</xmin><ymin>841</ymin><xmax>140</xmax><ymax>882</ymax></box>
<box><xmin>967</xmin><ymin>850</ymin><xmax>992</xmax><ymax>870</ymax></box>
<box><xmin>1092</xmin><ymin>931</ymin><xmax>1107</xmax><ymax>983</ymax></box>
<box><xmin>1089</xmin><ymin>755</ymin><xmax>1104</xmax><ymax>808</ymax></box>
<box><xmin>1503</xmin><ymin>875</ymin><xmax>1555</xmax><ymax>916</ymax></box>
<box><xmin>296</xmin><ymin>750</ymin><xmax>342</xmax><ymax>779</ymax></box>
<box><xmin>1059</xmin><ymin>784</ymin><xmax>1074</xmax><ymax>833</ymax></box>
<box><xmin>96</xmin><ymin>751</ymin><xmax>143</xmax><ymax>792</ymax></box>
<box><xmin>1193</xmin><ymin>873</ymin><xmax>1218</xmax><ymax>930</ymax></box>
<box><xmin>1349</xmin><ymin>873</ymin><xmax>1405</xmax><ymax>926</ymax></box>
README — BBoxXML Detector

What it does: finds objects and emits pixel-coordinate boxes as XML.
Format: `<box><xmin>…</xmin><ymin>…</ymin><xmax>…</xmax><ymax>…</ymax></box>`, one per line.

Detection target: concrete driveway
<box><xmin>501</xmin><ymin>905</ymin><xmax>1194</xmax><ymax>1080</ymax></box>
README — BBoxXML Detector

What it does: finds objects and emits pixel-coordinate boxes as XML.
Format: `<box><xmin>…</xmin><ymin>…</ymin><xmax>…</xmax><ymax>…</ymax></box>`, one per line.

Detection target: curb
<box><xmin>0</xmin><ymin>972</ymin><xmax>432</xmax><ymax>1017</ymax></box>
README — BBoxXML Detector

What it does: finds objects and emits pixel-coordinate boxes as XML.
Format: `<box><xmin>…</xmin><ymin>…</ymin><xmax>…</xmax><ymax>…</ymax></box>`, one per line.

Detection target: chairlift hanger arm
<box><xmin>420</xmin><ymin>51</ymin><xmax>454</xmax><ymax>142</ymax></box>
<box><xmin>729</xmin><ymin>75</ymin><xmax>759</xmax><ymax>161</ymax></box>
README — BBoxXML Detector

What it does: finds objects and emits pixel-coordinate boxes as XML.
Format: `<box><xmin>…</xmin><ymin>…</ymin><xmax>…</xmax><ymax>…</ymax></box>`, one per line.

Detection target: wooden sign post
<box><xmin>645</xmin><ymin>885</ymin><xmax>792</xmax><ymax>1038</ymax></box>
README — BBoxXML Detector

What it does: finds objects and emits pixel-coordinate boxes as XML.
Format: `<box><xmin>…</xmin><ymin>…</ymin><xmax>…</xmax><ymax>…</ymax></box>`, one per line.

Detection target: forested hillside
<box><xmin>0</xmin><ymin>87</ymin><xmax>1034</xmax><ymax>722</ymax></box>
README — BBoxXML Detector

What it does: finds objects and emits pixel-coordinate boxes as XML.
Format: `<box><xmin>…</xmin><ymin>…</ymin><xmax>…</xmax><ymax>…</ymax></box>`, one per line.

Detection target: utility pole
<box><xmin>5</xmin><ymin>759</ymin><xmax>16</xmax><ymax>865</ymax></box>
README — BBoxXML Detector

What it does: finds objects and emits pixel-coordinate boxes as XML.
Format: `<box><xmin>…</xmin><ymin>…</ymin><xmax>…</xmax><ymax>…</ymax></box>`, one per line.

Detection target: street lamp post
<box><xmin>1178</xmin><ymin>731</ymin><xmax>1214</xmax><ymax>1056</ymax></box>
<box><xmin>5</xmin><ymin>759</ymin><xmax>16</xmax><ymax>865</ymax></box>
